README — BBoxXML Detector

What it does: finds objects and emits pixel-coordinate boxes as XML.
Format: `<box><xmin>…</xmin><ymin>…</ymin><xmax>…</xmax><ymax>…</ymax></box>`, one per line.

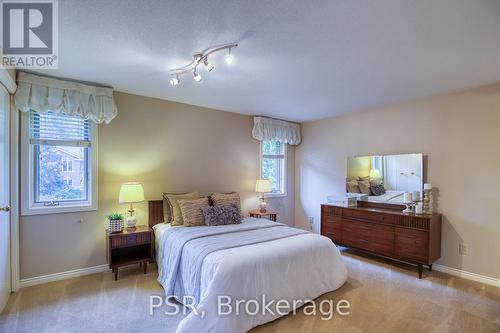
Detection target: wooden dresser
<box><xmin>321</xmin><ymin>202</ymin><xmax>441</xmax><ymax>278</ymax></box>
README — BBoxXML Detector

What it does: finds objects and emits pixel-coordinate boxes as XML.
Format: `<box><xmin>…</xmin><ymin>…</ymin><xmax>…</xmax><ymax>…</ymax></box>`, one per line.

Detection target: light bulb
<box><xmin>169</xmin><ymin>76</ymin><xmax>179</xmax><ymax>86</ymax></box>
<box><xmin>225</xmin><ymin>48</ymin><xmax>234</xmax><ymax>64</ymax></box>
<box><xmin>204</xmin><ymin>59</ymin><xmax>215</xmax><ymax>72</ymax></box>
<box><xmin>193</xmin><ymin>71</ymin><xmax>202</xmax><ymax>82</ymax></box>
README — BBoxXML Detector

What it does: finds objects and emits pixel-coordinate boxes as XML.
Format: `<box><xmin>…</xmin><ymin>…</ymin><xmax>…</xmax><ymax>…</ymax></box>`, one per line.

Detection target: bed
<box><xmin>148</xmin><ymin>200</ymin><xmax>347</xmax><ymax>333</ymax></box>
<box><xmin>367</xmin><ymin>190</ymin><xmax>405</xmax><ymax>204</ymax></box>
<box><xmin>347</xmin><ymin>190</ymin><xmax>405</xmax><ymax>204</ymax></box>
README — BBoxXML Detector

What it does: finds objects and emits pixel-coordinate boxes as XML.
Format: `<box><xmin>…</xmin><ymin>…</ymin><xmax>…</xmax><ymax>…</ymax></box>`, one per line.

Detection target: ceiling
<box><xmin>37</xmin><ymin>0</ymin><xmax>500</xmax><ymax>122</ymax></box>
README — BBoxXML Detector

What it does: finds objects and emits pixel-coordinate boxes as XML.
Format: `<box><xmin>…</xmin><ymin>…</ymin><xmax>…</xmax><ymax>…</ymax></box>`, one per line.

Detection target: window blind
<box><xmin>29</xmin><ymin>110</ymin><xmax>91</xmax><ymax>147</ymax></box>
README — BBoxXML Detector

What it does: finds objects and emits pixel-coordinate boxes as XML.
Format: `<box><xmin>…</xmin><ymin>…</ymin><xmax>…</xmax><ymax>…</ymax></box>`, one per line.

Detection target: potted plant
<box><xmin>107</xmin><ymin>213</ymin><xmax>125</xmax><ymax>233</ymax></box>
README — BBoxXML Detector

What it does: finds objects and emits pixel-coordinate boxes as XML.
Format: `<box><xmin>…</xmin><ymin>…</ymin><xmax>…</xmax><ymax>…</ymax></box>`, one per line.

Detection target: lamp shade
<box><xmin>369</xmin><ymin>169</ymin><xmax>381</xmax><ymax>179</ymax></box>
<box><xmin>255</xmin><ymin>179</ymin><xmax>272</xmax><ymax>193</ymax></box>
<box><xmin>119</xmin><ymin>182</ymin><xmax>145</xmax><ymax>203</ymax></box>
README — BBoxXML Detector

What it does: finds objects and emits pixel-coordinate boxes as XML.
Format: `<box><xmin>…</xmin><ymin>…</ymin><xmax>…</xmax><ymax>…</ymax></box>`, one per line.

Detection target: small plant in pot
<box><xmin>107</xmin><ymin>213</ymin><xmax>125</xmax><ymax>233</ymax></box>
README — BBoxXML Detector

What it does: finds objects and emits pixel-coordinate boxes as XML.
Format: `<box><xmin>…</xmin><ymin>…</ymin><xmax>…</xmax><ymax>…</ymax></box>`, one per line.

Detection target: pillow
<box><xmin>370</xmin><ymin>184</ymin><xmax>386</xmax><ymax>196</ymax></box>
<box><xmin>346</xmin><ymin>180</ymin><xmax>361</xmax><ymax>193</ymax></box>
<box><xmin>164</xmin><ymin>192</ymin><xmax>200</xmax><ymax>226</ymax></box>
<box><xmin>358</xmin><ymin>176</ymin><xmax>370</xmax><ymax>181</ymax></box>
<box><xmin>370</xmin><ymin>179</ymin><xmax>383</xmax><ymax>187</ymax></box>
<box><xmin>210</xmin><ymin>192</ymin><xmax>241</xmax><ymax>216</ymax></box>
<box><xmin>179</xmin><ymin>197</ymin><xmax>210</xmax><ymax>227</ymax></box>
<box><xmin>162</xmin><ymin>192</ymin><xmax>177</xmax><ymax>223</ymax></box>
<box><xmin>358</xmin><ymin>180</ymin><xmax>372</xmax><ymax>195</ymax></box>
<box><xmin>202</xmin><ymin>204</ymin><xmax>241</xmax><ymax>226</ymax></box>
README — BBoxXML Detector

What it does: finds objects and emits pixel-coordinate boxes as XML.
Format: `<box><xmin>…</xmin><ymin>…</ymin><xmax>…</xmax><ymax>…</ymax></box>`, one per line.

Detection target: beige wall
<box><xmin>295</xmin><ymin>84</ymin><xmax>500</xmax><ymax>280</ymax></box>
<box><xmin>20</xmin><ymin>92</ymin><xmax>295</xmax><ymax>279</ymax></box>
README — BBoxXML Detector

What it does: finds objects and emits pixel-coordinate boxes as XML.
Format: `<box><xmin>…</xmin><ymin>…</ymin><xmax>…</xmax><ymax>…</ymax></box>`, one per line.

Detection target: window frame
<box><xmin>259</xmin><ymin>140</ymin><xmax>287</xmax><ymax>197</ymax></box>
<box><xmin>62</xmin><ymin>159</ymin><xmax>73</xmax><ymax>172</ymax></box>
<box><xmin>20</xmin><ymin>111</ymin><xmax>98</xmax><ymax>216</ymax></box>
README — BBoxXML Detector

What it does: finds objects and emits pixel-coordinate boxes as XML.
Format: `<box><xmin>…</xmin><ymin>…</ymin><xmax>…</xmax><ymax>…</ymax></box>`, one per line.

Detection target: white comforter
<box><xmin>154</xmin><ymin>219</ymin><xmax>347</xmax><ymax>333</ymax></box>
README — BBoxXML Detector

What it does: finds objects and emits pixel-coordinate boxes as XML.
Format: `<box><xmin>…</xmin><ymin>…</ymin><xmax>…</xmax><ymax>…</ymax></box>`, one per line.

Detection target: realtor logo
<box><xmin>1</xmin><ymin>0</ymin><xmax>58</xmax><ymax>68</ymax></box>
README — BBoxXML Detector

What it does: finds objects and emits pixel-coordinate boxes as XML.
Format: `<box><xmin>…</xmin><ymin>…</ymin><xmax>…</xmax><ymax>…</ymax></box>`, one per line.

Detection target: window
<box><xmin>260</xmin><ymin>140</ymin><xmax>286</xmax><ymax>196</ymax></box>
<box><xmin>21</xmin><ymin>110</ymin><xmax>98</xmax><ymax>215</ymax></box>
<box><xmin>62</xmin><ymin>160</ymin><xmax>73</xmax><ymax>172</ymax></box>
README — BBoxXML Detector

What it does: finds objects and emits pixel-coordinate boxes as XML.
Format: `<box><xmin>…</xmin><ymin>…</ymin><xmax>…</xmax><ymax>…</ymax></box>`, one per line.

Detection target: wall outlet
<box><xmin>307</xmin><ymin>217</ymin><xmax>314</xmax><ymax>231</ymax></box>
<box><xmin>459</xmin><ymin>243</ymin><xmax>467</xmax><ymax>255</ymax></box>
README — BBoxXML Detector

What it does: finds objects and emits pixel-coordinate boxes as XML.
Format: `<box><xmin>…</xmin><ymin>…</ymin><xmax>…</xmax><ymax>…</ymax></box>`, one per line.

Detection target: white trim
<box><xmin>0</xmin><ymin>68</ymin><xmax>16</xmax><ymax>94</ymax></box>
<box><xmin>9</xmin><ymin>96</ymin><xmax>20</xmax><ymax>292</ymax></box>
<box><xmin>20</xmin><ymin>264</ymin><xmax>110</xmax><ymax>288</ymax></box>
<box><xmin>20</xmin><ymin>112</ymin><xmax>99</xmax><ymax>216</ymax></box>
<box><xmin>433</xmin><ymin>264</ymin><xmax>500</xmax><ymax>288</ymax></box>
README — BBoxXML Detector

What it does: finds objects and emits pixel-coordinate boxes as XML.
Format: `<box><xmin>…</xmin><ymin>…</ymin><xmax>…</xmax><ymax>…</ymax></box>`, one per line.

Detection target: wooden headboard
<box><xmin>148</xmin><ymin>200</ymin><xmax>164</xmax><ymax>228</ymax></box>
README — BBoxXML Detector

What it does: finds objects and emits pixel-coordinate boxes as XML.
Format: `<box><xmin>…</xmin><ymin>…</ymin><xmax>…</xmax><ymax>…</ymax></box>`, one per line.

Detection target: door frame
<box><xmin>0</xmin><ymin>68</ymin><xmax>18</xmax><ymax>292</ymax></box>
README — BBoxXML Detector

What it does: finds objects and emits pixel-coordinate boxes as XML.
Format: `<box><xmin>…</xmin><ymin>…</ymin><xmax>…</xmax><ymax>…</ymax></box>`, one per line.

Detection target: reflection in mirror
<box><xmin>346</xmin><ymin>153</ymin><xmax>423</xmax><ymax>204</ymax></box>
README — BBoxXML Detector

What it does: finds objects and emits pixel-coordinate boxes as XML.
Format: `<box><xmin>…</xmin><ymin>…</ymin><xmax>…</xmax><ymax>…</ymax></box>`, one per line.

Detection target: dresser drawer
<box><xmin>341</xmin><ymin>219</ymin><xmax>371</xmax><ymax>249</ymax></box>
<box><xmin>322</xmin><ymin>216</ymin><xmax>341</xmax><ymax>225</ymax></box>
<box><xmin>321</xmin><ymin>205</ymin><xmax>342</xmax><ymax>217</ymax></box>
<box><xmin>395</xmin><ymin>228</ymin><xmax>428</xmax><ymax>262</ymax></box>
<box><xmin>342</xmin><ymin>209</ymin><xmax>395</xmax><ymax>224</ymax></box>
<box><xmin>322</xmin><ymin>222</ymin><xmax>342</xmax><ymax>243</ymax></box>
<box><xmin>369</xmin><ymin>224</ymin><xmax>395</xmax><ymax>255</ymax></box>
<box><xmin>111</xmin><ymin>232</ymin><xmax>151</xmax><ymax>249</ymax></box>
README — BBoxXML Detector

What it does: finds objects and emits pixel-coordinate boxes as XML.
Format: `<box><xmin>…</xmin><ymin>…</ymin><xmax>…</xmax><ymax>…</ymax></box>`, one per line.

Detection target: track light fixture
<box><xmin>169</xmin><ymin>74</ymin><xmax>180</xmax><ymax>86</ymax></box>
<box><xmin>225</xmin><ymin>48</ymin><xmax>233</xmax><ymax>64</ymax></box>
<box><xmin>169</xmin><ymin>42</ymin><xmax>238</xmax><ymax>86</ymax></box>
<box><xmin>193</xmin><ymin>70</ymin><xmax>202</xmax><ymax>82</ymax></box>
<box><xmin>204</xmin><ymin>58</ymin><xmax>215</xmax><ymax>72</ymax></box>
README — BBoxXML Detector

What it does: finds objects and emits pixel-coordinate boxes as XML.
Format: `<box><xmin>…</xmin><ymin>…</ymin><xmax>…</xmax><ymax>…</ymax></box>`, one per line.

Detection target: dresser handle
<box><xmin>126</xmin><ymin>235</ymin><xmax>138</xmax><ymax>244</ymax></box>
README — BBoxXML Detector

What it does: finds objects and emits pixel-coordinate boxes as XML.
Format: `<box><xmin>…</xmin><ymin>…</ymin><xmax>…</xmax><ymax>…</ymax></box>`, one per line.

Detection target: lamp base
<box><xmin>125</xmin><ymin>215</ymin><xmax>137</xmax><ymax>229</ymax></box>
<box><xmin>259</xmin><ymin>200</ymin><xmax>267</xmax><ymax>213</ymax></box>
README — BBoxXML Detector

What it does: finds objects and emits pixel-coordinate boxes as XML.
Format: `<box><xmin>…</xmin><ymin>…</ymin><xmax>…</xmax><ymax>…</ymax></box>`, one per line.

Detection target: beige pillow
<box><xmin>162</xmin><ymin>192</ymin><xmax>185</xmax><ymax>223</ymax></box>
<box><xmin>165</xmin><ymin>192</ymin><xmax>200</xmax><ymax>226</ymax></box>
<box><xmin>179</xmin><ymin>197</ymin><xmax>210</xmax><ymax>227</ymax></box>
<box><xmin>346</xmin><ymin>180</ymin><xmax>361</xmax><ymax>193</ymax></box>
<box><xmin>358</xmin><ymin>180</ymin><xmax>372</xmax><ymax>195</ymax></box>
<box><xmin>210</xmin><ymin>192</ymin><xmax>241</xmax><ymax>215</ymax></box>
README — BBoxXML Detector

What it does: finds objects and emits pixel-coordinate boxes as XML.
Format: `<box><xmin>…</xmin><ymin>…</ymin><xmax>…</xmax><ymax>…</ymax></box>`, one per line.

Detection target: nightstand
<box><xmin>249</xmin><ymin>209</ymin><xmax>277</xmax><ymax>222</ymax></box>
<box><xmin>106</xmin><ymin>225</ymin><xmax>154</xmax><ymax>280</ymax></box>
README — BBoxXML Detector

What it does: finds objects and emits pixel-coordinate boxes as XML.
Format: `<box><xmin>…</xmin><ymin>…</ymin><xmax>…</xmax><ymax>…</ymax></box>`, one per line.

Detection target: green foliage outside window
<box><xmin>261</xmin><ymin>140</ymin><xmax>285</xmax><ymax>194</ymax></box>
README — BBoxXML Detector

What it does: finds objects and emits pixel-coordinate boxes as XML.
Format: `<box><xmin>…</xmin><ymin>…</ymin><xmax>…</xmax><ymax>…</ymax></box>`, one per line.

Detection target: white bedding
<box><xmin>368</xmin><ymin>190</ymin><xmax>404</xmax><ymax>203</ymax></box>
<box><xmin>154</xmin><ymin>219</ymin><xmax>347</xmax><ymax>333</ymax></box>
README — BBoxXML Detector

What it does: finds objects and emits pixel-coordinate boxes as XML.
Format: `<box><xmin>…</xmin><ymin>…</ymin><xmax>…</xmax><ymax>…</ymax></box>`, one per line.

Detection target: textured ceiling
<box><xmin>37</xmin><ymin>0</ymin><xmax>500</xmax><ymax>122</ymax></box>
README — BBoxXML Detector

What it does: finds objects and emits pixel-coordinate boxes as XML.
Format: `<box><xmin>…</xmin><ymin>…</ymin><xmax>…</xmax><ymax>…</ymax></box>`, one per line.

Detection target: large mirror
<box><xmin>346</xmin><ymin>153</ymin><xmax>423</xmax><ymax>204</ymax></box>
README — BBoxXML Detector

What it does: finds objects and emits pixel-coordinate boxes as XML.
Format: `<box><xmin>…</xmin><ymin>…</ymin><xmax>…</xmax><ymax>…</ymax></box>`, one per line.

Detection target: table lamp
<box><xmin>369</xmin><ymin>169</ymin><xmax>381</xmax><ymax>179</ymax></box>
<box><xmin>255</xmin><ymin>179</ymin><xmax>272</xmax><ymax>213</ymax></box>
<box><xmin>119</xmin><ymin>182</ymin><xmax>145</xmax><ymax>228</ymax></box>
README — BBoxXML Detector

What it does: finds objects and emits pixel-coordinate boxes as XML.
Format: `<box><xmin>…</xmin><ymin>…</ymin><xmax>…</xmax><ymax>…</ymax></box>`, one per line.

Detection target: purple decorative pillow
<box><xmin>370</xmin><ymin>184</ymin><xmax>386</xmax><ymax>196</ymax></box>
<box><xmin>202</xmin><ymin>203</ymin><xmax>241</xmax><ymax>226</ymax></box>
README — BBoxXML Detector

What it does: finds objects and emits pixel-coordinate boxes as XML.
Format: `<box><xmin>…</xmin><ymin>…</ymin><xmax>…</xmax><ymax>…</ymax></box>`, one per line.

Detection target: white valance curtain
<box><xmin>252</xmin><ymin>116</ymin><xmax>301</xmax><ymax>145</ymax></box>
<box><xmin>14</xmin><ymin>72</ymin><xmax>117</xmax><ymax>124</ymax></box>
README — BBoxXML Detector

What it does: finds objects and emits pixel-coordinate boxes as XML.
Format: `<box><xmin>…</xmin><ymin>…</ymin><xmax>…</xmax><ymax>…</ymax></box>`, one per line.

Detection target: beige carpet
<box><xmin>1</xmin><ymin>249</ymin><xmax>499</xmax><ymax>333</ymax></box>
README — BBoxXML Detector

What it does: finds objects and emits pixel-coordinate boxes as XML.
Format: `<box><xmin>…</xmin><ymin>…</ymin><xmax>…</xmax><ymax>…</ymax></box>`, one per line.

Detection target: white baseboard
<box><xmin>18</xmin><ymin>263</ymin><xmax>500</xmax><ymax>290</ymax></box>
<box><xmin>20</xmin><ymin>264</ymin><xmax>110</xmax><ymax>288</ymax></box>
<box><xmin>433</xmin><ymin>264</ymin><xmax>500</xmax><ymax>288</ymax></box>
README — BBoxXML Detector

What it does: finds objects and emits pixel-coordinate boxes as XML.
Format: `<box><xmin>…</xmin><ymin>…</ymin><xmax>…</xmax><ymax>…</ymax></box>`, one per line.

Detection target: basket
<box><xmin>108</xmin><ymin>219</ymin><xmax>124</xmax><ymax>233</ymax></box>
